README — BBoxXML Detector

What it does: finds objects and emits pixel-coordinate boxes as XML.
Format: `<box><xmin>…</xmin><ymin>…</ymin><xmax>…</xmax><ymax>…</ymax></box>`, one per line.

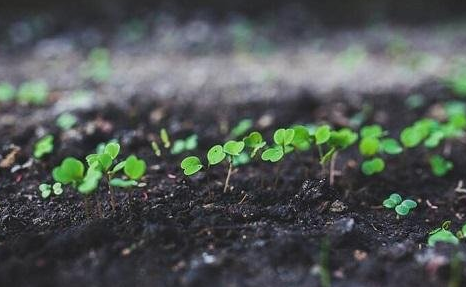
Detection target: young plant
<box><xmin>17</xmin><ymin>81</ymin><xmax>49</xmax><ymax>105</ymax></box>
<box><xmin>110</xmin><ymin>155</ymin><xmax>147</xmax><ymax>201</ymax></box>
<box><xmin>34</xmin><ymin>135</ymin><xmax>54</xmax><ymax>159</ymax></box>
<box><xmin>230</xmin><ymin>119</ymin><xmax>253</xmax><ymax>138</ymax></box>
<box><xmin>428</xmin><ymin>221</ymin><xmax>460</xmax><ymax>246</ymax></box>
<box><xmin>171</xmin><ymin>134</ymin><xmax>198</xmax><ymax>155</ymax></box>
<box><xmin>39</xmin><ymin>182</ymin><xmax>63</xmax><ymax>199</ymax></box>
<box><xmin>56</xmin><ymin>113</ymin><xmax>78</xmax><ymax>130</ymax></box>
<box><xmin>222</xmin><ymin>140</ymin><xmax>245</xmax><ymax>192</ymax></box>
<box><xmin>243</xmin><ymin>131</ymin><xmax>266</xmax><ymax>158</ymax></box>
<box><xmin>181</xmin><ymin>156</ymin><xmax>203</xmax><ymax>176</ymax></box>
<box><xmin>261</xmin><ymin>128</ymin><xmax>295</xmax><ymax>163</ymax></box>
<box><xmin>429</xmin><ymin>155</ymin><xmax>453</xmax><ymax>177</ymax></box>
<box><xmin>382</xmin><ymin>193</ymin><xmax>417</xmax><ymax>216</ymax></box>
<box><xmin>0</xmin><ymin>82</ymin><xmax>15</xmax><ymax>102</ymax></box>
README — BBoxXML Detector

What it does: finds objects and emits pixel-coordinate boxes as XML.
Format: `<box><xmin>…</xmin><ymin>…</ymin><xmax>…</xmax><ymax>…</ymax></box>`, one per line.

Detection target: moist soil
<box><xmin>1</xmin><ymin>83</ymin><xmax>466</xmax><ymax>287</ymax></box>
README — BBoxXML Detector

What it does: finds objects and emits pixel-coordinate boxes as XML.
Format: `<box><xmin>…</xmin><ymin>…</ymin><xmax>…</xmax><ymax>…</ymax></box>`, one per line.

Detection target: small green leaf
<box><xmin>395</xmin><ymin>204</ymin><xmax>410</xmax><ymax>216</ymax></box>
<box><xmin>0</xmin><ymin>82</ymin><xmax>16</xmax><ymax>102</ymax></box>
<box><xmin>223</xmin><ymin>140</ymin><xmax>245</xmax><ymax>156</ymax></box>
<box><xmin>292</xmin><ymin>125</ymin><xmax>311</xmax><ymax>150</ymax></box>
<box><xmin>243</xmin><ymin>131</ymin><xmax>266</xmax><ymax>157</ymax></box>
<box><xmin>207</xmin><ymin>145</ymin><xmax>226</xmax><ymax>165</ymax></box>
<box><xmin>232</xmin><ymin>152</ymin><xmax>250</xmax><ymax>167</ymax></box>
<box><xmin>230</xmin><ymin>119</ymin><xmax>253</xmax><ymax>138</ymax></box>
<box><xmin>151</xmin><ymin>141</ymin><xmax>161</xmax><ymax>157</ymax></box>
<box><xmin>361</xmin><ymin>157</ymin><xmax>385</xmax><ymax>175</ymax></box>
<box><xmin>383</xmin><ymin>199</ymin><xmax>397</xmax><ymax>208</ymax></box>
<box><xmin>53</xmin><ymin>157</ymin><xmax>85</xmax><ymax>185</ymax></box>
<box><xmin>17</xmin><ymin>81</ymin><xmax>49</xmax><ymax>105</ymax></box>
<box><xmin>388</xmin><ymin>193</ymin><xmax>402</xmax><ymax>205</ymax></box>
<box><xmin>39</xmin><ymin>184</ymin><xmax>52</xmax><ymax>199</ymax></box>
<box><xmin>360</xmin><ymin>125</ymin><xmax>383</xmax><ymax>138</ymax></box>
<box><xmin>424</xmin><ymin>131</ymin><xmax>444</xmax><ymax>148</ymax></box>
<box><xmin>401</xmin><ymin>199</ymin><xmax>417</xmax><ymax>209</ymax></box>
<box><xmin>359</xmin><ymin>137</ymin><xmax>380</xmax><ymax>156</ymax></box>
<box><xmin>160</xmin><ymin>128</ymin><xmax>171</xmax><ymax>148</ymax></box>
<box><xmin>400</xmin><ymin>126</ymin><xmax>423</xmax><ymax>148</ymax></box>
<box><xmin>184</xmin><ymin>135</ymin><xmax>198</xmax><ymax>151</ymax></box>
<box><xmin>124</xmin><ymin>155</ymin><xmax>146</xmax><ymax>180</ymax></box>
<box><xmin>315</xmin><ymin>125</ymin><xmax>331</xmax><ymax>145</ymax></box>
<box><xmin>34</xmin><ymin>135</ymin><xmax>54</xmax><ymax>159</ymax></box>
<box><xmin>109</xmin><ymin>178</ymin><xmax>138</xmax><ymax>188</ymax></box>
<box><xmin>429</xmin><ymin>155</ymin><xmax>453</xmax><ymax>177</ymax></box>
<box><xmin>171</xmin><ymin>140</ymin><xmax>185</xmax><ymax>155</ymax></box>
<box><xmin>52</xmin><ymin>182</ymin><xmax>63</xmax><ymax>195</ymax></box>
<box><xmin>261</xmin><ymin>146</ymin><xmax>284</xmax><ymax>162</ymax></box>
<box><xmin>104</xmin><ymin>142</ymin><xmax>120</xmax><ymax>159</ymax></box>
<box><xmin>273</xmin><ymin>128</ymin><xmax>295</xmax><ymax>146</ymax></box>
<box><xmin>329</xmin><ymin>128</ymin><xmax>358</xmax><ymax>149</ymax></box>
<box><xmin>181</xmin><ymin>156</ymin><xmax>203</xmax><ymax>176</ymax></box>
<box><xmin>428</xmin><ymin>228</ymin><xmax>459</xmax><ymax>247</ymax></box>
<box><xmin>78</xmin><ymin>165</ymin><xmax>103</xmax><ymax>195</ymax></box>
<box><xmin>381</xmin><ymin>138</ymin><xmax>403</xmax><ymax>155</ymax></box>
<box><xmin>110</xmin><ymin>160</ymin><xmax>126</xmax><ymax>174</ymax></box>
<box><xmin>56</xmin><ymin>113</ymin><xmax>77</xmax><ymax>130</ymax></box>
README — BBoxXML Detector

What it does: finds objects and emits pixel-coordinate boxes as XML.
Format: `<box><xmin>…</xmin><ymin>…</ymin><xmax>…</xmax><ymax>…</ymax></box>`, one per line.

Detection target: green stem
<box><xmin>223</xmin><ymin>159</ymin><xmax>233</xmax><ymax>193</ymax></box>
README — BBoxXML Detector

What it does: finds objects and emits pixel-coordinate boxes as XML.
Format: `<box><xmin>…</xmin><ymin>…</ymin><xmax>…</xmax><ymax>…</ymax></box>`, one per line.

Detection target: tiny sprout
<box><xmin>77</xmin><ymin>164</ymin><xmax>103</xmax><ymax>195</ymax></box>
<box><xmin>380</xmin><ymin>138</ymin><xmax>403</xmax><ymax>154</ymax></box>
<box><xmin>56</xmin><ymin>113</ymin><xmax>77</xmax><ymax>130</ymax></box>
<box><xmin>0</xmin><ymin>82</ymin><xmax>15</xmax><ymax>102</ymax></box>
<box><xmin>223</xmin><ymin>140</ymin><xmax>245</xmax><ymax>156</ymax></box>
<box><xmin>17</xmin><ymin>81</ymin><xmax>49</xmax><ymax>105</ymax></box>
<box><xmin>360</xmin><ymin>125</ymin><xmax>384</xmax><ymax>138</ymax></box>
<box><xmin>160</xmin><ymin>128</ymin><xmax>171</xmax><ymax>148</ymax></box>
<box><xmin>291</xmin><ymin>125</ymin><xmax>311</xmax><ymax>151</ymax></box>
<box><xmin>123</xmin><ymin>155</ymin><xmax>146</xmax><ymax>180</ymax></box>
<box><xmin>53</xmin><ymin>157</ymin><xmax>85</xmax><ymax>185</ymax></box>
<box><xmin>230</xmin><ymin>119</ymin><xmax>253</xmax><ymax>138</ymax></box>
<box><xmin>429</xmin><ymin>155</ymin><xmax>453</xmax><ymax>177</ymax></box>
<box><xmin>34</xmin><ymin>135</ymin><xmax>54</xmax><ymax>159</ymax></box>
<box><xmin>428</xmin><ymin>221</ymin><xmax>460</xmax><ymax>247</ymax></box>
<box><xmin>315</xmin><ymin>125</ymin><xmax>331</xmax><ymax>145</ymax></box>
<box><xmin>171</xmin><ymin>134</ymin><xmax>198</xmax><ymax>155</ymax></box>
<box><xmin>39</xmin><ymin>182</ymin><xmax>63</xmax><ymax>199</ymax></box>
<box><xmin>232</xmin><ymin>152</ymin><xmax>250</xmax><ymax>167</ymax></box>
<box><xmin>207</xmin><ymin>145</ymin><xmax>226</xmax><ymax>165</ymax></box>
<box><xmin>109</xmin><ymin>178</ymin><xmax>138</xmax><ymax>188</ymax></box>
<box><xmin>359</xmin><ymin>137</ymin><xmax>379</xmax><ymax>156</ymax></box>
<box><xmin>262</xmin><ymin>128</ymin><xmax>295</xmax><ymax>163</ymax></box>
<box><xmin>151</xmin><ymin>141</ymin><xmax>161</xmax><ymax>157</ymax></box>
<box><xmin>383</xmin><ymin>193</ymin><xmax>417</xmax><ymax>216</ymax></box>
<box><xmin>361</xmin><ymin>157</ymin><xmax>385</xmax><ymax>175</ymax></box>
<box><xmin>243</xmin><ymin>131</ymin><xmax>266</xmax><ymax>157</ymax></box>
<box><xmin>261</xmin><ymin>146</ymin><xmax>284</xmax><ymax>162</ymax></box>
<box><xmin>181</xmin><ymin>156</ymin><xmax>203</xmax><ymax>176</ymax></box>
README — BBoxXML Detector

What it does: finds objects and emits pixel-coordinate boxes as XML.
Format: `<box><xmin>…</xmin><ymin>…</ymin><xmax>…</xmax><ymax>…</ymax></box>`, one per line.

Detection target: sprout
<box><xmin>428</xmin><ymin>221</ymin><xmax>460</xmax><ymax>246</ymax></box>
<box><xmin>39</xmin><ymin>183</ymin><xmax>63</xmax><ymax>199</ymax></box>
<box><xmin>429</xmin><ymin>155</ymin><xmax>453</xmax><ymax>177</ymax></box>
<box><xmin>315</xmin><ymin>125</ymin><xmax>331</xmax><ymax>145</ymax></box>
<box><xmin>381</xmin><ymin>138</ymin><xmax>403</xmax><ymax>154</ymax></box>
<box><xmin>382</xmin><ymin>193</ymin><xmax>417</xmax><ymax>216</ymax></box>
<box><xmin>0</xmin><ymin>82</ymin><xmax>15</xmax><ymax>102</ymax></box>
<box><xmin>243</xmin><ymin>131</ymin><xmax>266</xmax><ymax>157</ymax></box>
<box><xmin>230</xmin><ymin>119</ymin><xmax>253</xmax><ymax>138</ymax></box>
<box><xmin>34</xmin><ymin>135</ymin><xmax>54</xmax><ymax>159</ymax></box>
<box><xmin>207</xmin><ymin>145</ymin><xmax>226</xmax><ymax>165</ymax></box>
<box><xmin>360</xmin><ymin>124</ymin><xmax>384</xmax><ymax>138</ymax></box>
<box><xmin>359</xmin><ymin>137</ymin><xmax>379</xmax><ymax>156</ymax></box>
<box><xmin>181</xmin><ymin>156</ymin><xmax>203</xmax><ymax>176</ymax></box>
<box><xmin>171</xmin><ymin>134</ymin><xmax>198</xmax><ymax>155</ymax></box>
<box><xmin>262</xmin><ymin>128</ymin><xmax>294</xmax><ymax>163</ymax></box>
<box><xmin>53</xmin><ymin>157</ymin><xmax>85</xmax><ymax>186</ymax></box>
<box><xmin>123</xmin><ymin>155</ymin><xmax>146</xmax><ymax>180</ymax></box>
<box><xmin>160</xmin><ymin>128</ymin><xmax>171</xmax><ymax>148</ymax></box>
<box><xmin>56</xmin><ymin>113</ymin><xmax>77</xmax><ymax>130</ymax></box>
<box><xmin>151</xmin><ymin>141</ymin><xmax>161</xmax><ymax>157</ymax></box>
<box><xmin>361</xmin><ymin>157</ymin><xmax>385</xmax><ymax>175</ymax></box>
<box><xmin>291</xmin><ymin>125</ymin><xmax>312</xmax><ymax>151</ymax></box>
<box><xmin>17</xmin><ymin>81</ymin><xmax>49</xmax><ymax>105</ymax></box>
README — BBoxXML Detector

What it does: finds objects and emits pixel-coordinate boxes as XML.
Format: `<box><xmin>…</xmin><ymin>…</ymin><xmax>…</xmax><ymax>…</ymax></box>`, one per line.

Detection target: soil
<box><xmin>1</xmin><ymin>83</ymin><xmax>466</xmax><ymax>287</ymax></box>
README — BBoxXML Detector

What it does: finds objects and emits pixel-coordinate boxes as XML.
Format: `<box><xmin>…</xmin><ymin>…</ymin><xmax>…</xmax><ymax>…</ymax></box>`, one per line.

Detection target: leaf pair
<box><xmin>171</xmin><ymin>135</ymin><xmax>198</xmax><ymax>155</ymax></box>
<box><xmin>34</xmin><ymin>135</ymin><xmax>54</xmax><ymax>159</ymax></box>
<box><xmin>39</xmin><ymin>183</ymin><xmax>63</xmax><ymax>199</ymax></box>
<box><xmin>261</xmin><ymin>128</ymin><xmax>295</xmax><ymax>162</ymax></box>
<box><xmin>382</xmin><ymin>193</ymin><xmax>417</xmax><ymax>216</ymax></box>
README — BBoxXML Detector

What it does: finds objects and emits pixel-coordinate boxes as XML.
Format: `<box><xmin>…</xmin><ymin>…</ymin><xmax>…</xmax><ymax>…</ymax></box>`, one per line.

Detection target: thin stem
<box><xmin>223</xmin><ymin>160</ymin><xmax>233</xmax><ymax>193</ymax></box>
<box><xmin>107</xmin><ymin>175</ymin><xmax>117</xmax><ymax>213</ymax></box>
<box><xmin>317</xmin><ymin>145</ymin><xmax>326</xmax><ymax>176</ymax></box>
<box><xmin>329</xmin><ymin>152</ymin><xmax>338</xmax><ymax>186</ymax></box>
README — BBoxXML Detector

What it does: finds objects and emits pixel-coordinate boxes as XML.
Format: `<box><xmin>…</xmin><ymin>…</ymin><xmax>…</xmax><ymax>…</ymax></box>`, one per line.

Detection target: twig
<box><xmin>223</xmin><ymin>161</ymin><xmax>233</xmax><ymax>193</ymax></box>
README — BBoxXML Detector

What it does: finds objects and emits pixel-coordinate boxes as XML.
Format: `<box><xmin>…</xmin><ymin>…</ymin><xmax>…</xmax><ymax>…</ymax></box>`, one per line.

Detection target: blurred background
<box><xmin>1</xmin><ymin>0</ymin><xmax>466</xmax><ymax>106</ymax></box>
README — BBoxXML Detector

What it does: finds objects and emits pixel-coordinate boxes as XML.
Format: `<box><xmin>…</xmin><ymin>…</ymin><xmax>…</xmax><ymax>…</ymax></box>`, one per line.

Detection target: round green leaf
<box><xmin>223</xmin><ymin>140</ymin><xmax>245</xmax><ymax>156</ymax></box>
<box><xmin>52</xmin><ymin>157</ymin><xmax>85</xmax><ymax>184</ymax></box>
<box><xmin>292</xmin><ymin>125</ymin><xmax>311</xmax><ymax>150</ymax></box>
<box><xmin>360</xmin><ymin>125</ymin><xmax>383</xmax><ymax>138</ymax></box>
<box><xmin>315</xmin><ymin>125</ymin><xmax>331</xmax><ymax>145</ymax></box>
<box><xmin>359</xmin><ymin>137</ymin><xmax>380</xmax><ymax>156</ymax></box>
<box><xmin>381</xmin><ymin>138</ymin><xmax>403</xmax><ymax>155</ymax></box>
<box><xmin>180</xmin><ymin>156</ymin><xmax>203</xmax><ymax>176</ymax></box>
<box><xmin>124</xmin><ymin>155</ymin><xmax>146</xmax><ymax>180</ymax></box>
<box><xmin>400</xmin><ymin>127</ymin><xmax>423</xmax><ymax>148</ymax></box>
<box><xmin>388</xmin><ymin>193</ymin><xmax>402</xmax><ymax>205</ymax></box>
<box><xmin>383</xmin><ymin>199</ymin><xmax>397</xmax><ymax>209</ymax></box>
<box><xmin>39</xmin><ymin>184</ymin><xmax>52</xmax><ymax>199</ymax></box>
<box><xmin>401</xmin><ymin>199</ymin><xmax>417</xmax><ymax>209</ymax></box>
<box><xmin>261</xmin><ymin>146</ymin><xmax>284</xmax><ymax>162</ymax></box>
<box><xmin>52</xmin><ymin>182</ymin><xmax>63</xmax><ymax>195</ymax></box>
<box><xmin>361</xmin><ymin>157</ymin><xmax>385</xmax><ymax>175</ymax></box>
<box><xmin>428</xmin><ymin>229</ymin><xmax>459</xmax><ymax>247</ymax></box>
<box><xmin>104</xmin><ymin>142</ymin><xmax>120</xmax><ymax>159</ymax></box>
<box><xmin>110</xmin><ymin>178</ymin><xmax>138</xmax><ymax>188</ymax></box>
<box><xmin>273</xmin><ymin>128</ymin><xmax>295</xmax><ymax>146</ymax></box>
<box><xmin>207</xmin><ymin>145</ymin><xmax>226</xmax><ymax>165</ymax></box>
<box><xmin>395</xmin><ymin>204</ymin><xmax>410</xmax><ymax>216</ymax></box>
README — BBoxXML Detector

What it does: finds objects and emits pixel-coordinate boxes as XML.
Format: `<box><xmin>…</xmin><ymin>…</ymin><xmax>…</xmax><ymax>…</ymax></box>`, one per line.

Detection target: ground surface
<box><xmin>1</xmin><ymin>11</ymin><xmax>466</xmax><ymax>287</ymax></box>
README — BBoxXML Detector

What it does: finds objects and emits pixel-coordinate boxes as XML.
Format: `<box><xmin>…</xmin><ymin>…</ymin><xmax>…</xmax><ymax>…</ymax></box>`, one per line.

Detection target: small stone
<box><xmin>330</xmin><ymin>200</ymin><xmax>348</xmax><ymax>213</ymax></box>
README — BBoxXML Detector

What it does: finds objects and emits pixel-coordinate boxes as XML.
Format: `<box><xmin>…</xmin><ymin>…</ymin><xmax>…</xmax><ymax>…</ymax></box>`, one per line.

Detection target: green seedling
<box><xmin>428</xmin><ymin>221</ymin><xmax>460</xmax><ymax>246</ymax></box>
<box><xmin>429</xmin><ymin>155</ymin><xmax>453</xmax><ymax>177</ymax></box>
<box><xmin>82</xmin><ymin>47</ymin><xmax>112</xmax><ymax>83</ymax></box>
<box><xmin>53</xmin><ymin>157</ymin><xmax>85</xmax><ymax>186</ymax></box>
<box><xmin>17</xmin><ymin>81</ymin><xmax>49</xmax><ymax>105</ymax></box>
<box><xmin>382</xmin><ymin>193</ymin><xmax>417</xmax><ymax>216</ymax></box>
<box><xmin>0</xmin><ymin>82</ymin><xmax>15</xmax><ymax>102</ymax></box>
<box><xmin>39</xmin><ymin>182</ymin><xmax>63</xmax><ymax>199</ymax></box>
<box><xmin>151</xmin><ymin>141</ymin><xmax>161</xmax><ymax>157</ymax></box>
<box><xmin>232</xmin><ymin>152</ymin><xmax>250</xmax><ymax>167</ymax></box>
<box><xmin>400</xmin><ymin>118</ymin><xmax>437</xmax><ymax>148</ymax></box>
<box><xmin>56</xmin><ymin>113</ymin><xmax>77</xmax><ymax>130</ymax></box>
<box><xmin>160</xmin><ymin>128</ymin><xmax>171</xmax><ymax>148</ymax></box>
<box><xmin>261</xmin><ymin>128</ymin><xmax>295</xmax><ymax>163</ymax></box>
<box><xmin>291</xmin><ymin>125</ymin><xmax>312</xmax><ymax>151</ymax></box>
<box><xmin>243</xmin><ymin>131</ymin><xmax>266</xmax><ymax>157</ymax></box>
<box><xmin>34</xmin><ymin>135</ymin><xmax>54</xmax><ymax>159</ymax></box>
<box><xmin>230</xmin><ymin>119</ymin><xmax>253</xmax><ymax>138</ymax></box>
<box><xmin>222</xmin><ymin>140</ymin><xmax>245</xmax><ymax>192</ymax></box>
<box><xmin>171</xmin><ymin>134</ymin><xmax>198</xmax><ymax>155</ymax></box>
<box><xmin>207</xmin><ymin>145</ymin><xmax>226</xmax><ymax>165</ymax></box>
<box><xmin>181</xmin><ymin>156</ymin><xmax>203</xmax><ymax>176</ymax></box>
<box><xmin>123</xmin><ymin>155</ymin><xmax>146</xmax><ymax>180</ymax></box>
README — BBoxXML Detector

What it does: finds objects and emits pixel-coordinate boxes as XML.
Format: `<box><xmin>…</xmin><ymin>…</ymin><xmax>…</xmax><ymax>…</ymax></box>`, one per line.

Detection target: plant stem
<box><xmin>107</xmin><ymin>175</ymin><xmax>117</xmax><ymax>213</ymax></box>
<box><xmin>223</xmin><ymin>160</ymin><xmax>233</xmax><ymax>193</ymax></box>
<box><xmin>329</xmin><ymin>152</ymin><xmax>338</xmax><ymax>186</ymax></box>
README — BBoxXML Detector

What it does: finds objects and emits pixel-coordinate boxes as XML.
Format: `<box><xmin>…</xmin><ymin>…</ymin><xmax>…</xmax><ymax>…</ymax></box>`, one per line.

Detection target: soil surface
<box><xmin>1</xmin><ymin>83</ymin><xmax>466</xmax><ymax>287</ymax></box>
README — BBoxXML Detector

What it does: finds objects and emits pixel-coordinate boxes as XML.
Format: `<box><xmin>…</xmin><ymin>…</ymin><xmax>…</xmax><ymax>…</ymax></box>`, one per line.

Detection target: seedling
<box><xmin>160</xmin><ymin>128</ymin><xmax>171</xmax><ymax>148</ymax></box>
<box><xmin>429</xmin><ymin>155</ymin><xmax>453</xmax><ymax>177</ymax></box>
<box><xmin>230</xmin><ymin>119</ymin><xmax>253</xmax><ymax>138</ymax></box>
<box><xmin>0</xmin><ymin>82</ymin><xmax>15</xmax><ymax>102</ymax></box>
<box><xmin>110</xmin><ymin>155</ymin><xmax>146</xmax><ymax>202</ymax></box>
<box><xmin>53</xmin><ymin>157</ymin><xmax>85</xmax><ymax>186</ymax></box>
<box><xmin>262</xmin><ymin>128</ymin><xmax>295</xmax><ymax>163</ymax></box>
<box><xmin>17</xmin><ymin>81</ymin><xmax>49</xmax><ymax>105</ymax></box>
<box><xmin>39</xmin><ymin>183</ymin><xmax>63</xmax><ymax>199</ymax></box>
<box><xmin>428</xmin><ymin>221</ymin><xmax>460</xmax><ymax>246</ymax></box>
<box><xmin>243</xmin><ymin>131</ymin><xmax>266</xmax><ymax>157</ymax></box>
<box><xmin>361</xmin><ymin>157</ymin><xmax>385</xmax><ymax>175</ymax></box>
<box><xmin>56</xmin><ymin>113</ymin><xmax>77</xmax><ymax>130</ymax></box>
<box><xmin>151</xmin><ymin>141</ymin><xmax>162</xmax><ymax>157</ymax></box>
<box><xmin>171</xmin><ymin>134</ymin><xmax>198</xmax><ymax>155</ymax></box>
<box><xmin>34</xmin><ymin>135</ymin><xmax>54</xmax><ymax>159</ymax></box>
<box><xmin>382</xmin><ymin>193</ymin><xmax>417</xmax><ymax>216</ymax></box>
<box><xmin>181</xmin><ymin>156</ymin><xmax>203</xmax><ymax>176</ymax></box>
<box><xmin>222</xmin><ymin>140</ymin><xmax>245</xmax><ymax>192</ymax></box>
<box><xmin>82</xmin><ymin>47</ymin><xmax>112</xmax><ymax>83</ymax></box>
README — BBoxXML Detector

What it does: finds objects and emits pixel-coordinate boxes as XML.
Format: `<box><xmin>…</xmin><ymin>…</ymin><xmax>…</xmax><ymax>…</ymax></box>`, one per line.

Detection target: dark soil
<box><xmin>1</xmin><ymin>83</ymin><xmax>466</xmax><ymax>287</ymax></box>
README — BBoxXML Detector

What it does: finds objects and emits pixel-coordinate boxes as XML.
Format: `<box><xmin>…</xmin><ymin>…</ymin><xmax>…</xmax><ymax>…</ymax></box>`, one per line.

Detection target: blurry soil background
<box><xmin>1</xmin><ymin>1</ymin><xmax>466</xmax><ymax>287</ymax></box>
